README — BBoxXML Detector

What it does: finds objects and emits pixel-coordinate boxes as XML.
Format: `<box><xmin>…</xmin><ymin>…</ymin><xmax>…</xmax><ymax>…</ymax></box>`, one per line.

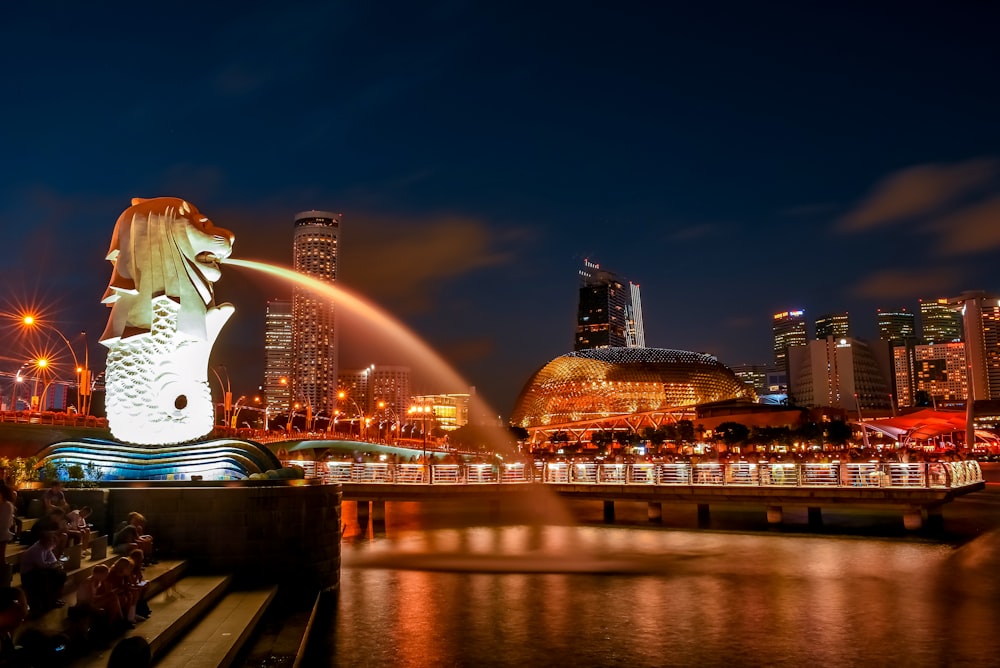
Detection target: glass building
<box><xmin>264</xmin><ymin>299</ymin><xmax>293</xmax><ymax>415</ymax></box>
<box><xmin>575</xmin><ymin>259</ymin><xmax>644</xmax><ymax>350</ymax></box>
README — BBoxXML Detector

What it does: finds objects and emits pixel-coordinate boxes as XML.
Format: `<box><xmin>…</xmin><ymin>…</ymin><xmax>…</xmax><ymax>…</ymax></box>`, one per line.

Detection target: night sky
<box><xmin>2</xmin><ymin>2</ymin><xmax>999</xmax><ymax>417</ymax></box>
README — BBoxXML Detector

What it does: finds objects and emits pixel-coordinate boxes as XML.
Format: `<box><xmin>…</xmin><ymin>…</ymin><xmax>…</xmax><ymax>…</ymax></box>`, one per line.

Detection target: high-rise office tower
<box><xmin>772</xmin><ymin>309</ymin><xmax>807</xmax><ymax>368</ymax></box>
<box><xmin>788</xmin><ymin>337</ymin><xmax>893</xmax><ymax>412</ymax></box>
<box><xmin>815</xmin><ymin>312</ymin><xmax>850</xmax><ymax>340</ymax></box>
<box><xmin>292</xmin><ymin>211</ymin><xmax>341</xmax><ymax>415</ymax></box>
<box><xmin>878</xmin><ymin>307</ymin><xmax>917</xmax><ymax>410</ymax></box>
<box><xmin>920</xmin><ymin>298</ymin><xmax>963</xmax><ymax>344</ymax></box>
<box><xmin>264</xmin><ymin>299</ymin><xmax>293</xmax><ymax>416</ymax></box>
<box><xmin>950</xmin><ymin>291</ymin><xmax>1000</xmax><ymax>402</ymax></box>
<box><xmin>369</xmin><ymin>365</ymin><xmax>411</xmax><ymax>419</ymax></box>
<box><xmin>575</xmin><ymin>259</ymin><xmax>644</xmax><ymax>350</ymax></box>
<box><xmin>877</xmin><ymin>308</ymin><xmax>917</xmax><ymax>347</ymax></box>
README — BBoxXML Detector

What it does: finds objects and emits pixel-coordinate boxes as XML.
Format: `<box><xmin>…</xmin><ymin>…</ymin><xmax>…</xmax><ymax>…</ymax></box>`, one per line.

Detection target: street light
<box><xmin>408</xmin><ymin>398</ymin><xmax>435</xmax><ymax>472</ymax></box>
<box><xmin>19</xmin><ymin>314</ymin><xmax>91</xmax><ymax>414</ymax></box>
<box><xmin>211</xmin><ymin>366</ymin><xmax>232</xmax><ymax>426</ymax></box>
<box><xmin>338</xmin><ymin>390</ymin><xmax>366</xmax><ymax>440</ymax></box>
<box><xmin>378</xmin><ymin>400</ymin><xmax>401</xmax><ymax>442</ymax></box>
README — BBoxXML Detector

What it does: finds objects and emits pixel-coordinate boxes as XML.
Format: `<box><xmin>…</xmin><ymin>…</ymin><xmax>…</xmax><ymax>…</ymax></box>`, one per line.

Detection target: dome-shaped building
<box><xmin>511</xmin><ymin>348</ymin><xmax>755</xmax><ymax>442</ymax></box>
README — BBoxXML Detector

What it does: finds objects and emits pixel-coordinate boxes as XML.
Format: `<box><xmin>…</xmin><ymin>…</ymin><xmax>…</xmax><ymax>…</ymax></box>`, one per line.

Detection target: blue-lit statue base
<box><xmin>36</xmin><ymin>437</ymin><xmax>282</xmax><ymax>481</ymax></box>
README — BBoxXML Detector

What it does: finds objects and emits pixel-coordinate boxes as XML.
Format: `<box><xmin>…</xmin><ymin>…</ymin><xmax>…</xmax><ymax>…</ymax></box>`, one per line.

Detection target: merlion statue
<box><xmin>100</xmin><ymin>197</ymin><xmax>235</xmax><ymax>445</ymax></box>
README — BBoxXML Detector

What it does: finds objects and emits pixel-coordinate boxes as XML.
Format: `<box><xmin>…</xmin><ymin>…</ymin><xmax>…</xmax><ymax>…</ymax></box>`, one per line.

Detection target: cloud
<box><xmin>923</xmin><ymin>195</ymin><xmax>1000</xmax><ymax>255</ymax></box>
<box><xmin>838</xmin><ymin>158</ymin><xmax>997</xmax><ymax>233</ymax></box>
<box><xmin>338</xmin><ymin>213</ymin><xmax>524</xmax><ymax>313</ymax></box>
<box><xmin>852</xmin><ymin>268</ymin><xmax>963</xmax><ymax>301</ymax></box>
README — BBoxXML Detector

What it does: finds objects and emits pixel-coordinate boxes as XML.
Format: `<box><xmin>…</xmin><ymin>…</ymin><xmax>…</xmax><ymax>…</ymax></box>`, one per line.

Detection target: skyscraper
<box><xmin>772</xmin><ymin>309</ymin><xmax>807</xmax><ymax>368</ymax></box>
<box><xmin>950</xmin><ymin>291</ymin><xmax>1000</xmax><ymax>402</ymax></box>
<box><xmin>877</xmin><ymin>308</ymin><xmax>916</xmax><ymax>346</ymax></box>
<box><xmin>815</xmin><ymin>312</ymin><xmax>850</xmax><ymax>340</ymax></box>
<box><xmin>920</xmin><ymin>298</ymin><xmax>963</xmax><ymax>344</ymax></box>
<box><xmin>264</xmin><ymin>299</ymin><xmax>292</xmax><ymax>416</ymax></box>
<box><xmin>292</xmin><ymin>211</ymin><xmax>341</xmax><ymax>415</ymax></box>
<box><xmin>788</xmin><ymin>337</ymin><xmax>893</xmax><ymax>412</ymax></box>
<box><xmin>894</xmin><ymin>342</ymin><xmax>968</xmax><ymax>408</ymax></box>
<box><xmin>575</xmin><ymin>259</ymin><xmax>644</xmax><ymax>350</ymax></box>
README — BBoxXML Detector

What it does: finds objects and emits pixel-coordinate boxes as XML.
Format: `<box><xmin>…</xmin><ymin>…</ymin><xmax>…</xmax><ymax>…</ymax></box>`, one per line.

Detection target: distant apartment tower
<box><xmin>893</xmin><ymin>342</ymin><xmax>968</xmax><ymax>408</ymax></box>
<box><xmin>575</xmin><ymin>259</ymin><xmax>644</xmax><ymax>350</ymax></box>
<box><xmin>292</xmin><ymin>211</ymin><xmax>341</xmax><ymax>415</ymax></box>
<box><xmin>920</xmin><ymin>298</ymin><xmax>963</xmax><ymax>344</ymax></box>
<box><xmin>370</xmin><ymin>366</ymin><xmax>411</xmax><ymax>419</ymax></box>
<box><xmin>772</xmin><ymin>309</ymin><xmax>807</xmax><ymax>370</ymax></box>
<box><xmin>814</xmin><ymin>312</ymin><xmax>849</xmax><ymax>340</ymax></box>
<box><xmin>950</xmin><ymin>291</ymin><xmax>1000</xmax><ymax>402</ymax></box>
<box><xmin>337</xmin><ymin>367</ymin><xmax>373</xmax><ymax>415</ymax></box>
<box><xmin>788</xmin><ymin>337</ymin><xmax>893</xmax><ymax>412</ymax></box>
<box><xmin>264</xmin><ymin>299</ymin><xmax>293</xmax><ymax>415</ymax></box>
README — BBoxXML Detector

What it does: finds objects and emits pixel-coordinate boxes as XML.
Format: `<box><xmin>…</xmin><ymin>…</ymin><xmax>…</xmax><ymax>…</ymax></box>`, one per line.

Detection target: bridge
<box><xmin>284</xmin><ymin>459</ymin><xmax>986</xmax><ymax>530</ymax></box>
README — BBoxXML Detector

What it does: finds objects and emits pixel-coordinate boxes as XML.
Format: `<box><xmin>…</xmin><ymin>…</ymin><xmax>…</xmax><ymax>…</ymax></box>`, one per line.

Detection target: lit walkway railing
<box><xmin>281</xmin><ymin>459</ymin><xmax>983</xmax><ymax>489</ymax></box>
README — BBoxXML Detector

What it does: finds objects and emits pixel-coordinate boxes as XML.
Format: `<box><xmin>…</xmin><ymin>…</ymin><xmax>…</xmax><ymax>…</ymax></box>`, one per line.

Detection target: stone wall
<box><xmin>21</xmin><ymin>482</ymin><xmax>341</xmax><ymax>593</ymax></box>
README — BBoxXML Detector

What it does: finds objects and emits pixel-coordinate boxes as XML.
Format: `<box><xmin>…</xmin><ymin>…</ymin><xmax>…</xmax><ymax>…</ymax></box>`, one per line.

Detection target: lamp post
<box><xmin>338</xmin><ymin>390</ymin><xmax>366</xmax><ymax>440</ymax></box>
<box><xmin>230</xmin><ymin>395</ymin><xmax>247</xmax><ymax>429</ymax></box>
<box><xmin>408</xmin><ymin>398</ymin><xmax>435</xmax><ymax>471</ymax></box>
<box><xmin>211</xmin><ymin>366</ymin><xmax>232</xmax><ymax>426</ymax></box>
<box><xmin>19</xmin><ymin>315</ymin><xmax>90</xmax><ymax>414</ymax></box>
<box><xmin>10</xmin><ymin>364</ymin><xmax>27</xmax><ymax>412</ymax></box>
<box><xmin>377</xmin><ymin>400</ymin><xmax>401</xmax><ymax>442</ymax></box>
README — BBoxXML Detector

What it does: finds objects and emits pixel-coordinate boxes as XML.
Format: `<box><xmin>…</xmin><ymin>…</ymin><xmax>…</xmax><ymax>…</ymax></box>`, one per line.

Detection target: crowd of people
<box><xmin>0</xmin><ymin>475</ymin><xmax>156</xmax><ymax>666</ymax></box>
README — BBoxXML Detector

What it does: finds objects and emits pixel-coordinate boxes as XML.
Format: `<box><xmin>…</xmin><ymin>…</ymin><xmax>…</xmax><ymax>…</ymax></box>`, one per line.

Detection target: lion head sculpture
<box><xmin>100</xmin><ymin>197</ymin><xmax>235</xmax><ymax>345</ymax></box>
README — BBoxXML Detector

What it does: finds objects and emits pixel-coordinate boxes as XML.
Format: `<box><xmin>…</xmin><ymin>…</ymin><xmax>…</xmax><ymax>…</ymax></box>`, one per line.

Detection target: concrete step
<box><xmin>156</xmin><ymin>587</ymin><xmax>278</xmax><ymax>668</ymax></box>
<box><xmin>70</xmin><ymin>574</ymin><xmax>232</xmax><ymax>667</ymax></box>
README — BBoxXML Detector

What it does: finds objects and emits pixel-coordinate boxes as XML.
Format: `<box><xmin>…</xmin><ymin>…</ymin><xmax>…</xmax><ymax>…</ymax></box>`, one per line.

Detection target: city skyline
<box><xmin>2</xmin><ymin>3</ymin><xmax>999</xmax><ymax>416</ymax></box>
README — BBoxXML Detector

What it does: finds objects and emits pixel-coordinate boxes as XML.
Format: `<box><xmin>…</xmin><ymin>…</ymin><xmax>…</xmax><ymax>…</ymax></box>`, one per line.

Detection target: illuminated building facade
<box><xmin>788</xmin><ymin>337</ymin><xmax>893</xmax><ymax>412</ymax></box>
<box><xmin>950</xmin><ymin>291</ymin><xmax>1000</xmax><ymax>401</ymax></box>
<box><xmin>264</xmin><ymin>299</ymin><xmax>292</xmax><ymax>415</ymax></box>
<box><xmin>370</xmin><ymin>366</ymin><xmax>411</xmax><ymax>418</ymax></box>
<box><xmin>814</xmin><ymin>312</ymin><xmax>850</xmax><ymax>340</ymax></box>
<box><xmin>511</xmin><ymin>347</ymin><xmax>754</xmax><ymax>443</ymax></box>
<box><xmin>413</xmin><ymin>392</ymin><xmax>470</xmax><ymax>432</ymax></box>
<box><xmin>920</xmin><ymin>297</ymin><xmax>963</xmax><ymax>344</ymax></box>
<box><xmin>772</xmin><ymin>309</ymin><xmax>807</xmax><ymax>376</ymax></box>
<box><xmin>730</xmin><ymin>363</ymin><xmax>768</xmax><ymax>396</ymax></box>
<box><xmin>292</xmin><ymin>211</ymin><xmax>341</xmax><ymax>415</ymax></box>
<box><xmin>878</xmin><ymin>308</ymin><xmax>917</xmax><ymax>409</ymax></box>
<box><xmin>575</xmin><ymin>259</ymin><xmax>644</xmax><ymax>350</ymax></box>
<box><xmin>894</xmin><ymin>342</ymin><xmax>968</xmax><ymax>408</ymax></box>
<box><xmin>877</xmin><ymin>308</ymin><xmax>917</xmax><ymax>346</ymax></box>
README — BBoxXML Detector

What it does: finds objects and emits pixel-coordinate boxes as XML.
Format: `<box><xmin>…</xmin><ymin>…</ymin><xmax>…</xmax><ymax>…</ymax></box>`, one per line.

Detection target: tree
<box><xmin>448</xmin><ymin>424</ymin><xmax>517</xmax><ymax>453</ymax></box>
<box><xmin>715</xmin><ymin>422</ymin><xmax>750</xmax><ymax>447</ymax></box>
<box><xmin>825</xmin><ymin>420</ymin><xmax>853</xmax><ymax>447</ymax></box>
<box><xmin>676</xmin><ymin>420</ymin><xmax>696</xmax><ymax>443</ymax></box>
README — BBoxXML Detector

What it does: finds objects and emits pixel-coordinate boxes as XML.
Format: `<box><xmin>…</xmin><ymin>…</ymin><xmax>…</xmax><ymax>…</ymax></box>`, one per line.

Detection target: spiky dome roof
<box><xmin>511</xmin><ymin>347</ymin><xmax>756</xmax><ymax>428</ymax></box>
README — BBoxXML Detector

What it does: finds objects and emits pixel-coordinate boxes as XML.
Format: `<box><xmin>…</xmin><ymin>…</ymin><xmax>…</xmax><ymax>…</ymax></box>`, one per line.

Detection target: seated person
<box><xmin>112</xmin><ymin>524</ymin><xmax>139</xmax><ymax>556</ymax></box>
<box><xmin>122</xmin><ymin>512</ymin><xmax>154</xmax><ymax>563</ymax></box>
<box><xmin>74</xmin><ymin>563</ymin><xmax>123</xmax><ymax>631</ymax></box>
<box><xmin>64</xmin><ymin>506</ymin><xmax>92</xmax><ymax>553</ymax></box>
<box><xmin>18</xmin><ymin>532</ymin><xmax>67</xmax><ymax>613</ymax></box>
<box><xmin>128</xmin><ymin>549</ymin><xmax>151</xmax><ymax>619</ymax></box>
<box><xmin>41</xmin><ymin>481</ymin><xmax>69</xmax><ymax>514</ymax></box>
<box><xmin>0</xmin><ymin>486</ymin><xmax>15</xmax><ymax>564</ymax></box>
<box><xmin>107</xmin><ymin>558</ymin><xmax>140</xmax><ymax>626</ymax></box>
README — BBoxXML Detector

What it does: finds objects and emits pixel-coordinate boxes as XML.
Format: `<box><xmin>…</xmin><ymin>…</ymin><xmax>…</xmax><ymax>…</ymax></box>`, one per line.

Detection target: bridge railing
<box><xmin>283</xmin><ymin>459</ymin><xmax>983</xmax><ymax>489</ymax></box>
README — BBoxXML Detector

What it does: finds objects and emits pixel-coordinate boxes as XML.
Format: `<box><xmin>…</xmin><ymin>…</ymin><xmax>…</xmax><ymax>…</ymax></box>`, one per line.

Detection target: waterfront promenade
<box><xmin>285</xmin><ymin>458</ymin><xmax>985</xmax><ymax>529</ymax></box>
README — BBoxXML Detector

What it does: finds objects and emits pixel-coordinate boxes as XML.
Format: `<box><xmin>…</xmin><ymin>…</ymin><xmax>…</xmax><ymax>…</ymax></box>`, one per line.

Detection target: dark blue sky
<box><xmin>2</xmin><ymin>2</ymin><xmax>999</xmax><ymax>416</ymax></box>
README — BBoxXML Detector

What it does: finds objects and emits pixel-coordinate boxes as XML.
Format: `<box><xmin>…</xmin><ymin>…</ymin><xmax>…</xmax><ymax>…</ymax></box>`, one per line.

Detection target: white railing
<box><xmin>285</xmin><ymin>460</ymin><xmax>984</xmax><ymax>489</ymax></box>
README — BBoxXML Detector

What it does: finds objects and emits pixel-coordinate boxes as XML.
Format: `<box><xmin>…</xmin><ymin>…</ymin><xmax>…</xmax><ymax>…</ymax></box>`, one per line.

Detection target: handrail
<box><xmin>282</xmin><ymin>460</ymin><xmax>984</xmax><ymax>489</ymax></box>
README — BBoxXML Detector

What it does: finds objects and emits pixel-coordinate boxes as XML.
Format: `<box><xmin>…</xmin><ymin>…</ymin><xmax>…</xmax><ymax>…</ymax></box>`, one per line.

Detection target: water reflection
<box><xmin>330</xmin><ymin>493</ymin><xmax>1000</xmax><ymax>667</ymax></box>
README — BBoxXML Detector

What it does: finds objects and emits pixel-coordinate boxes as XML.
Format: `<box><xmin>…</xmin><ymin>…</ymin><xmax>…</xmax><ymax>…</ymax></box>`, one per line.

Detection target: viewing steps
<box><xmin>11</xmin><ymin>554</ymin><xmax>281</xmax><ymax>668</ymax></box>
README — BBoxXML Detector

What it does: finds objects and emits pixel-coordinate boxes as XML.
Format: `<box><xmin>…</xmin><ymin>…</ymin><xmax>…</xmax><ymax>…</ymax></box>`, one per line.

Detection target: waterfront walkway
<box><xmin>285</xmin><ymin>459</ymin><xmax>985</xmax><ymax>530</ymax></box>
